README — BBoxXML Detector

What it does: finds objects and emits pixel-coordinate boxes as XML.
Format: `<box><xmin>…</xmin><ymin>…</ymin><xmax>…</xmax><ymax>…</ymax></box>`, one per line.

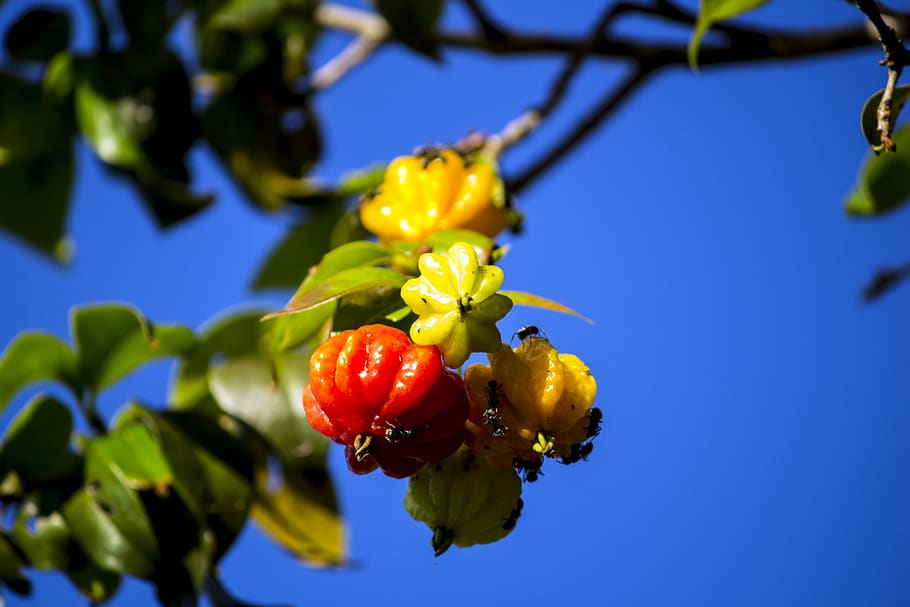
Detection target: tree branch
<box><xmin>309</xmin><ymin>4</ymin><xmax>390</xmax><ymax>91</ymax></box>
<box><xmin>853</xmin><ymin>0</ymin><xmax>910</xmax><ymax>152</ymax></box>
<box><xmin>507</xmin><ymin>65</ymin><xmax>656</xmax><ymax>195</ymax></box>
<box><xmin>460</xmin><ymin>0</ymin><xmax>509</xmax><ymax>42</ymax></box>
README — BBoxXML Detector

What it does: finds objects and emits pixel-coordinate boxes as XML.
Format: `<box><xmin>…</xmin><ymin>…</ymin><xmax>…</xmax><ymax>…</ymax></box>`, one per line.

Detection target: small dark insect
<box><xmin>513</xmin><ymin>456</ymin><xmax>543</xmax><ymax>482</ymax></box>
<box><xmin>483</xmin><ymin>380</ymin><xmax>504</xmax><ymax>406</ymax></box>
<box><xmin>384</xmin><ymin>421</ymin><xmax>416</xmax><ymax>444</ymax></box>
<box><xmin>513</xmin><ymin>325</ymin><xmax>543</xmax><ymax>342</ymax></box>
<box><xmin>559</xmin><ymin>441</ymin><xmax>594</xmax><ymax>465</ymax></box>
<box><xmin>502</xmin><ymin>498</ymin><xmax>524</xmax><ymax>531</ymax></box>
<box><xmin>586</xmin><ymin>407</ymin><xmax>603</xmax><ymax>439</ymax></box>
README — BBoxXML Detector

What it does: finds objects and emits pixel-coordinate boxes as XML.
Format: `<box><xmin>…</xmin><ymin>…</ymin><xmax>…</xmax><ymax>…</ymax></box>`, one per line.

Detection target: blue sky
<box><xmin>2</xmin><ymin>1</ymin><xmax>909</xmax><ymax>605</ymax></box>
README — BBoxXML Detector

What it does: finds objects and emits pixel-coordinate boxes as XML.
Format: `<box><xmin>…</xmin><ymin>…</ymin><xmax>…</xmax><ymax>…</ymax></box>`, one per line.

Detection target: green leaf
<box><xmin>251</xmin><ymin>462</ymin><xmax>346</xmax><ymax>567</ymax></box>
<box><xmin>846</xmin><ymin>124</ymin><xmax>910</xmax><ymax>216</ymax></box>
<box><xmin>5</xmin><ymin>8</ymin><xmax>70</xmax><ymax>63</ymax></box>
<box><xmin>95</xmin><ymin>421</ymin><xmax>172</xmax><ymax>490</ymax></box>
<box><xmin>0</xmin><ymin>76</ymin><xmax>74</xmax><ymax>260</ymax></box>
<box><xmin>0</xmin><ymin>332</ymin><xmax>78</xmax><ymax>413</ymax></box>
<box><xmin>336</xmin><ymin>163</ymin><xmax>388</xmax><ymax>197</ymax></box>
<box><xmin>1</xmin><ymin>396</ymin><xmax>79</xmax><ymax>487</ymax></box>
<box><xmin>373</xmin><ymin>0</ymin><xmax>444</xmax><ymax>60</ymax></box>
<box><xmin>64</xmin><ymin>430</ymin><xmax>165</xmax><ymax>577</ymax></box>
<box><xmin>71</xmin><ymin>303</ymin><xmax>195</xmax><ymax>393</ymax></box>
<box><xmin>65</xmin><ymin>558</ymin><xmax>121</xmax><ymax>604</ymax></box>
<box><xmin>209</xmin><ymin>0</ymin><xmax>282</xmax><ymax>33</ymax></box>
<box><xmin>0</xmin><ymin>532</ymin><xmax>30</xmax><ymax>594</ymax></box>
<box><xmin>499</xmin><ymin>290</ymin><xmax>593</xmax><ymax>323</ymax></box>
<box><xmin>860</xmin><ymin>84</ymin><xmax>910</xmax><ymax>152</ymax></box>
<box><xmin>171</xmin><ymin>310</ymin><xmax>267</xmax><ymax>412</ymax></box>
<box><xmin>208</xmin><ymin>354</ymin><xmax>328</xmax><ymax>466</ymax></box>
<box><xmin>201</xmin><ymin>92</ymin><xmax>322</xmax><ymax>210</ymax></box>
<box><xmin>116</xmin><ymin>0</ymin><xmax>174</xmax><ymax>45</ymax></box>
<box><xmin>252</xmin><ymin>202</ymin><xmax>350</xmax><ymax>291</ymax></box>
<box><xmin>688</xmin><ymin>0</ymin><xmax>767</xmax><ymax>68</ymax></box>
<box><xmin>74</xmin><ymin>75</ymin><xmax>144</xmax><ymax>168</ymax></box>
<box><xmin>265</xmin><ymin>267</ymin><xmax>406</xmax><ymax>319</ymax></box>
<box><xmin>425</xmin><ymin>229</ymin><xmax>496</xmax><ymax>261</ymax></box>
<box><xmin>14</xmin><ymin>496</ymin><xmax>71</xmax><ymax>570</ymax></box>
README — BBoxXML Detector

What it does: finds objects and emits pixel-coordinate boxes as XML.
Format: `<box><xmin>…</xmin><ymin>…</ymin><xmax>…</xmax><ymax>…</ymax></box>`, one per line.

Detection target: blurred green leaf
<box><xmin>333</xmin><ymin>286</ymin><xmax>409</xmax><ymax>332</ymax></box>
<box><xmin>251</xmin><ymin>462</ymin><xmax>346</xmax><ymax>567</ymax></box>
<box><xmin>0</xmin><ymin>332</ymin><xmax>78</xmax><ymax>413</ymax></box>
<box><xmin>303</xmin><ymin>240</ymin><xmax>393</xmax><ymax>287</ymax></box>
<box><xmin>1</xmin><ymin>396</ymin><xmax>79</xmax><ymax>488</ymax></box>
<box><xmin>0</xmin><ymin>76</ymin><xmax>74</xmax><ymax>260</ymax></box>
<box><xmin>197</xmin><ymin>28</ymin><xmax>268</xmax><ymax>77</ymax></box>
<box><xmin>65</xmin><ymin>557</ymin><xmax>121</xmax><ymax>604</ymax></box>
<box><xmin>688</xmin><ymin>0</ymin><xmax>767</xmax><ymax>68</ymax></box>
<box><xmin>336</xmin><ymin>163</ymin><xmax>387</xmax><ymax>197</ymax></box>
<box><xmin>117</xmin><ymin>0</ymin><xmax>174</xmax><ymax>45</ymax></box>
<box><xmin>210</xmin><ymin>0</ymin><xmax>282</xmax><ymax>32</ymax></box>
<box><xmin>71</xmin><ymin>303</ymin><xmax>195</xmax><ymax>393</ymax></box>
<box><xmin>74</xmin><ymin>75</ymin><xmax>144</xmax><ymax>168</ymax></box>
<box><xmin>171</xmin><ymin>310</ymin><xmax>267</xmax><ymax>412</ymax></box>
<box><xmin>265</xmin><ymin>267</ymin><xmax>407</xmax><ymax>319</ymax></box>
<box><xmin>95</xmin><ymin>421</ymin><xmax>172</xmax><ymax>491</ymax></box>
<box><xmin>373</xmin><ymin>0</ymin><xmax>444</xmax><ymax>60</ymax></box>
<box><xmin>122</xmin><ymin>407</ymin><xmax>254</xmax><ymax>563</ymax></box>
<box><xmin>252</xmin><ymin>202</ymin><xmax>349</xmax><ymax>291</ymax></box>
<box><xmin>860</xmin><ymin>84</ymin><xmax>910</xmax><ymax>152</ymax></box>
<box><xmin>425</xmin><ymin>229</ymin><xmax>495</xmax><ymax>261</ymax></box>
<box><xmin>0</xmin><ymin>532</ymin><xmax>31</xmax><ymax>595</ymax></box>
<box><xmin>846</xmin><ymin>124</ymin><xmax>910</xmax><ymax>216</ymax></box>
<box><xmin>208</xmin><ymin>353</ymin><xmax>328</xmax><ymax>466</ymax></box>
<box><xmin>202</xmin><ymin>91</ymin><xmax>322</xmax><ymax>210</ymax></box>
<box><xmin>500</xmin><ymin>291</ymin><xmax>593</xmax><ymax>323</ymax></box>
<box><xmin>5</xmin><ymin>8</ymin><xmax>70</xmax><ymax>63</ymax></box>
<box><xmin>64</xmin><ymin>429</ymin><xmax>165</xmax><ymax>577</ymax></box>
<box><xmin>14</xmin><ymin>496</ymin><xmax>71</xmax><ymax>570</ymax></box>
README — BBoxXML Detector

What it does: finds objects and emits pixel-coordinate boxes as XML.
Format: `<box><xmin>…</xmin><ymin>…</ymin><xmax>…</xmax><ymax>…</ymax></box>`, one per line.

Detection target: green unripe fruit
<box><xmin>404</xmin><ymin>446</ymin><xmax>523</xmax><ymax>555</ymax></box>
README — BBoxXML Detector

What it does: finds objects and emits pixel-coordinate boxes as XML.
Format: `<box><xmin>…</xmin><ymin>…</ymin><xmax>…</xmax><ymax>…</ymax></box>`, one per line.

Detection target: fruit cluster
<box><xmin>299</xmin><ymin>147</ymin><xmax>600</xmax><ymax>555</ymax></box>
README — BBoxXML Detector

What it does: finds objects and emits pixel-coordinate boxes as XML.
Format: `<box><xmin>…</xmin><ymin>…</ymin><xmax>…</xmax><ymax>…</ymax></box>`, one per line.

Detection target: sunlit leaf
<box><xmin>0</xmin><ymin>332</ymin><xmax>78</xmax><ymax>413</ymax></box>
<box><xmin>5</xmin><ymin>8</ymin><xmax>70</xmax><ymax>63</ymax></box>
<box><xmin>71</xmin><ymin>303</ymin><xmax>195</xmax><ymax>393</ymax></box>
<box><xmin>499</xmin><ymin>290</ymin><xmax>593</xmax><ymax>323</ymax></box>
<box><xmin>74</xmin><ymin>75</ymin><xmax>144</xmax><ymax>168</ymax></box>
<box><xmin>846</xmin><ymin>124</ymin><xmax>910</xmax><ymax>216</ymax></box>
<box><xmin>425</xmin><ymin>229</ymin><xmax>495</xmax><ymax>261</ymax></box>
<box><xmin>860</xmin><ymin>84</ymin><xmax>910</xmax><ymax>152</ymax></box>
<box><xmin>95</xmin><ymin>421</ymin><xmax>172</xmax><ymax>491</ymax></box>
<box><xmin>251</xmin><ymin>462</ymin><xmax>346</xmax><ymax>567</ymax></box>
<box><xmin>265</xmin><ymin>267</ymin><xmax>406</xmax><ymax>319</ymax></box>
<box><xmin>688</xmin><ymin>0</ymin><xmax>767</xmax><ymax>68</ymax></box>
<box><xmin>0</xmin><ymin>395</ymin><xmax>79</xmax><ymax>487</ymax></box>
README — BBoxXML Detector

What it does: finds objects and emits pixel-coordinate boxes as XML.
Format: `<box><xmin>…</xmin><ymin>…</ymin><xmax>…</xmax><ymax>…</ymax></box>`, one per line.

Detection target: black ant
<box><xmin>586</xmin><ymin>407</ymin><xmax>603</xmax><ymax>439</ymax></box>
<box><xmin>513</xmin><ymin>325</ymin><xmax>544</xmax><ymax>343</ymax></box>
<box><xmin>383</xmin><ymin>421</ymin><xmax>416</xmax><ymax>444</ymax></box>
<box><xmin>482</xmin><ymin>380</ymin><xmax>508</xmax><ymax>437</ymax></box>
<box><xmin>559</xmin><ymin>441</ymin><xmax>594</xmax><ymax>465</ymax></box>
<box><xmin>502</xmin><ymin>498</ymin><xmax>524</xmax><ymax>531</ymax></box>
<box><xmin>513</xmin><ymin>456</ymin><xmax>543</xmax><ymax>482</ymax></box>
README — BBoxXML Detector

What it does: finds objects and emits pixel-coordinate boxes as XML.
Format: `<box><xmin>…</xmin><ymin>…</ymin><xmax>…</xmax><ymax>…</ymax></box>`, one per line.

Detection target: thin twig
<box><xmin>461</xmin><ymin>0</ymin><xmax>508</xmax><ymax>41</ymax></box>
<box><xmin>854</xmin><ymin>0</ymin><xmax>910</xmax><ymax>152</ymax></box>
<box><xmin>507</xmin><ymin>65</ymin><xmax>656</xmax><ymax>195</ymax></box>
<box><xmin>310</xmin><ymin>4</ymin><xmax>390</xmax><ymax>91</ymax></box>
